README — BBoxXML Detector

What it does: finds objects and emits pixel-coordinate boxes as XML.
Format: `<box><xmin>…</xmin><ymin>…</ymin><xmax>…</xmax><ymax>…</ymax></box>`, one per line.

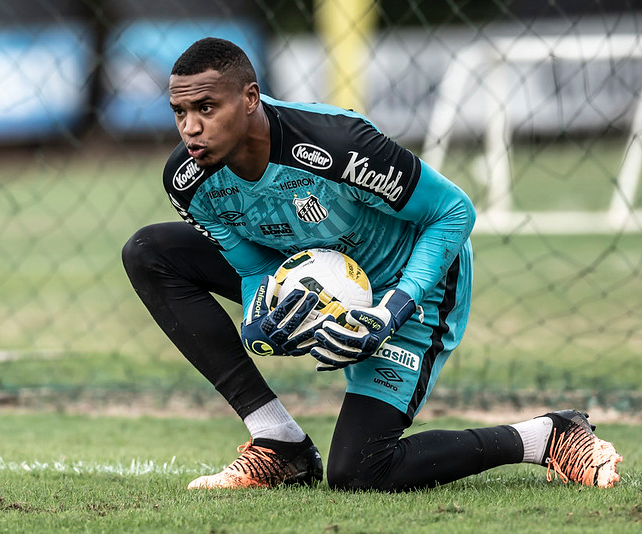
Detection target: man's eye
<box><xmin>173</xmin><ymin>108</ymin><xmax>184</xmax><ymax>116</ymax></box>
<box><xmin>201</xmin><ymin>104</ymin><xmax>213</xmax><ymax>113</ymax></box>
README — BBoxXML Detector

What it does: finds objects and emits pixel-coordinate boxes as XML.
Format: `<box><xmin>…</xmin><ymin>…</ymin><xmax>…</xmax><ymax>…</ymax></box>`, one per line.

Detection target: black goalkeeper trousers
<box><xmin>122</xmin><ymin>222</ymin><xmax>524</xmax><ymax>491</ymax></box>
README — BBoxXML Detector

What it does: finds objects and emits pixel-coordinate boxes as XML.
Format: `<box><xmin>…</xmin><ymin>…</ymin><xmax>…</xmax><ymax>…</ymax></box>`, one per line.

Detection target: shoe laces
<box><xmin>224</xmin><ymin>441</ymin><xmax>288</xmax><ymax>482</ymax></box>
<box><xmin>545</xmin><ymin>426</ymin><xmax>619</xmax><ymax>487</ymax></box>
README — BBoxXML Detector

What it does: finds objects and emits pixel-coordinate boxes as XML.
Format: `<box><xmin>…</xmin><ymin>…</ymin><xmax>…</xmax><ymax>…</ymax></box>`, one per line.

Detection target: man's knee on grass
<box><xmin>327</xmin><ymin>464</ymin><xmax>377</xmax><ymax>491</ymax></box>
<box><xmin>326</xmin><ymin>450</ymin><xmax>395</xmax><ymax>491</ymax></box>
<box><xmin>121</xmin><ymin>224</ymin><xmax>165</xmax><ymax>278</ymax></box>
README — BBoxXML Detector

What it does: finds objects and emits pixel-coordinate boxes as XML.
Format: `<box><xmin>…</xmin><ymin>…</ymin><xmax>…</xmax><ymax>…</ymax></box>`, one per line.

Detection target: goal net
<box><xmin>422</xmin><ymin>33</ymin><xmax>642</xmax><ymax>234</ymax></box>
<box><xmin>1</xmin><ymin>1</ymin><xmax>640</xmax><ymax>410</ymax></box>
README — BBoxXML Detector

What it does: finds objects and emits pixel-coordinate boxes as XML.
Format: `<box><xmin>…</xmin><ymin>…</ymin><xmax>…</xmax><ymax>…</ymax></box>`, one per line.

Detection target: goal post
<box><xmin>314</xmin><ymin>0</ymin><xmax>377</xmax><ymax>113</ymax></box>
<box><xmin>422</xmin><ymin>34</ymin><xmax>642</xmax><ymax>234</ymax></box>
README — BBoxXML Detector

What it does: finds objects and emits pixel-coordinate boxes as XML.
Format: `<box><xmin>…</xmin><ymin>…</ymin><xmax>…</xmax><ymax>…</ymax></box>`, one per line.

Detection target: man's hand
<box><xmin>241</xmin><ymin>275</ymin><xmax>321</xmax><ymax>357</ymax></box>
<box><xmin>310</xmin><ymin>289</ymin><xmax>416</xmax><ymax>371</ymax></box>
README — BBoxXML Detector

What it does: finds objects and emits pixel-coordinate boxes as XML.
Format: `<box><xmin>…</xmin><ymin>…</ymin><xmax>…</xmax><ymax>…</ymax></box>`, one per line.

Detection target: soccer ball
<box><xmin>273</xmin><ymin>249</ymin><xmax>373</xmax><ymax>329</ymax></box>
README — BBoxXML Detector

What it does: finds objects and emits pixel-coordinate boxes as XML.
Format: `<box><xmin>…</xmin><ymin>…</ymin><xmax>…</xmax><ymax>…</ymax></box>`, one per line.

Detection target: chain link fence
<box><xmin>1</xmin><ymin>0</ymin><xmax>641</xmax><ymax>411</ymax></box>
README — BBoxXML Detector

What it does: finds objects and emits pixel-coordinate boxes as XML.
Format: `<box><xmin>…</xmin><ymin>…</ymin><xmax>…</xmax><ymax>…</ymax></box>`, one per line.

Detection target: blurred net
<box><xmin>0</xmin><ymin>0</ymin><xmax>640</xmax><ymax>412</ymax></box>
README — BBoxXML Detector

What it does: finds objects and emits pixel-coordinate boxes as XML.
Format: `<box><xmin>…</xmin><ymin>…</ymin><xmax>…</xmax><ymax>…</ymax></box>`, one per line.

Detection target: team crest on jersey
<box><xmin>293</xmin><ymin>195</ymin><xmax>328</xmax><ymax>223</ymax></box>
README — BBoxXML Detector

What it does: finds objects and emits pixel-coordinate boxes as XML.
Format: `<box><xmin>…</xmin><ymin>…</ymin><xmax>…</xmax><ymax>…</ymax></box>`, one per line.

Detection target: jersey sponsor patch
<box><xmin>172</xmin><ymin>157</ymin><xmax>204</xmax><ymax>191</ymax></box>
<box><xmin>291</xmin><ymin>143</ymin><xmax>333</xmax><ymax>170</ymax></box>
<box><xmin>340</xmin><ymin>151</ymin><xmax>405</xmax><ymax>204</ymax></box>
<box><xmin>293</xmin><ymin>195</ymin><xmax>328</xmax><ymax>223</ymax></box>
<box><xmin>279</xmin><ymin>177</ymin><xmax>315</xmax><ymax>191</ymax></box>
<box><xmin>206</xmin><ymin>186</ymin><xmax>239</xmax><ymax>199</ymax></box>
<box><xmin>371</xmin><ymin>343</ymin><xmax>420</xmax><ymax>371</ymax></box>
<box><xmin>260</xmin><ymin>223</ymin><xmax>294</xmax><ymax>236</ymax></box>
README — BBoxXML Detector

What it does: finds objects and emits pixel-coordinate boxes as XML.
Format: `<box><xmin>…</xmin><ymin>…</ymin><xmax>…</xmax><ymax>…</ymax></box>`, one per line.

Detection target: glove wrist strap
<box><xmin>387</xmin><ymin>289</ymin><xmax>416</xmax><ymax>328</ymax></box>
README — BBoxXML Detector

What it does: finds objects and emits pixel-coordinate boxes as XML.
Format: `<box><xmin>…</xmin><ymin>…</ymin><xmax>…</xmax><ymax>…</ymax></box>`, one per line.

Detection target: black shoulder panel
<box><xmin>163</xmin><ymin>142</ymin><xmax>211</xmax><ymax>208</ymax></box>
<box><xmin>162</xmin><ymin>142</ymin><xmax>224</xmax><ymax>249</ymax></box>
<box><xmin>267</xmin><ymin>103</ymin><xmax>421</xmax><ymax>211</ymax></box>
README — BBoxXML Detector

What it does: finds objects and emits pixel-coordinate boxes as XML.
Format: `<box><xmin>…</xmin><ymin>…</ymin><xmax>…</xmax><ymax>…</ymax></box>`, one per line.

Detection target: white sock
<box><xmin>243</xmin><ymin>398</ymin><xmax>306</xmax><ymax>443</ymax></box>
<box><xmin>510</xmin><ymin>417</ymin><xmax>554</xmax><ymax>464</ymax></box>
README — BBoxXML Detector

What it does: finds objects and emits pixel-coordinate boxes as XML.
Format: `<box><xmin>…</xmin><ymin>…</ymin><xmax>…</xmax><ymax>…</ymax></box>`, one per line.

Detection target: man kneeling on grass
<box><xmin>123</xmin><ymin>37</ymin><xmax>622</xmax><ymax>491</ymax></box>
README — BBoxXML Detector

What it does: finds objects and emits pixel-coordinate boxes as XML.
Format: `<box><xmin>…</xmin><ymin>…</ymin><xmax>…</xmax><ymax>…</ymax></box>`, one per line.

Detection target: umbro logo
<box><xmin>219</xmin><ymin>211</ymin><xmax>244</xmax><ymax>222</ymax></box>
<box><xmin>375</xmin><ymin>368</ymin><xmax>403</xmax><ymax>382</ymax></box>
<box><xmin>373</xmin><ymin>367</ymin><xmax>403</xmax><ymax>392</ymax></box>
<box><xmin>218</xmin><ymin>211</ymin><xmax>246</xmax><ymax>227</ymax></box>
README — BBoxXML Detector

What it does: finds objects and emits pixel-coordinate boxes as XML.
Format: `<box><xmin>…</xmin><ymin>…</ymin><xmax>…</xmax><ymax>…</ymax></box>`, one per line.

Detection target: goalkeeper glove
<box><xmin>311</xmin><ymin>289</ymin><xmax>416</xmax><ymax>371</ymax></box>
<box><xmin>241</xmin><ymin>275</ymin><xmax>321</xmax><ymax>357</ymax></box>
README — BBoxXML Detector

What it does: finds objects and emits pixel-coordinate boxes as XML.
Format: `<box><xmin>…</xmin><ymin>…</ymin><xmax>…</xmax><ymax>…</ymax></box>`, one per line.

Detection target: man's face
<box><xmin>169</xmin><ymin>69</ymin><xmax>253</xmax><ymax>167</ymax></box>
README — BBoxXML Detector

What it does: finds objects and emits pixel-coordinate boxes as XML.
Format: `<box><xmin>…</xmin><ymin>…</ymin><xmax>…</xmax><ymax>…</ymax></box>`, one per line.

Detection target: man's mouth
<box><xmin>187</xmin><ymin>144</ymin><xmax>206</xmax><ymax>160</ymax></box>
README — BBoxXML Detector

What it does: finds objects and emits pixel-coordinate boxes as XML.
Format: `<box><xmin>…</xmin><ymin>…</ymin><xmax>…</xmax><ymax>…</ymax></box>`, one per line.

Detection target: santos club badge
<box><xmin>293</xmin><ymin>195</ymin><xmax>328</xmax><ymax>223</ymax></box>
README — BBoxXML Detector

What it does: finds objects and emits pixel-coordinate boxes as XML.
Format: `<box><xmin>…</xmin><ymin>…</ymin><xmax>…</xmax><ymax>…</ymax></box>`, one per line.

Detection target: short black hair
<box><xmin>171</xmin><ymin>37</ymin><xmax>257</xmax><ymax>87</ymax></box>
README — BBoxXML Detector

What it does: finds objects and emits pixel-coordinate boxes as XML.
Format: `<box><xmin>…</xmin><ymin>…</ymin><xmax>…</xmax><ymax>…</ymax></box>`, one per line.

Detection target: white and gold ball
<box><xmin>273</xmin><ymin>248</ymin><xmax>372</xmax><ymax>329</ymax></box>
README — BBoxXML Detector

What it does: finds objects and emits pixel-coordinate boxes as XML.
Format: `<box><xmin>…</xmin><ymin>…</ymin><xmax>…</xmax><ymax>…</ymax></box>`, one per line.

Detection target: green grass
<box><xmin>440</xmin><ymin>137</ymin><xmax>642</xmax><ymax>212</ymax></box>
<box><xmin>0</xmin><ymin>412</ymin><xmax>640</xmax><ymax>533</ymax></box>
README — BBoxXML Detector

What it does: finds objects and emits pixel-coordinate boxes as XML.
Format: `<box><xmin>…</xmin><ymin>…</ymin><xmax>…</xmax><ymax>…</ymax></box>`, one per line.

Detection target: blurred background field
<box><xmin>0</xmin><ymin>0</ymin><xmax>641</xmax><ymax>415</ymax></box>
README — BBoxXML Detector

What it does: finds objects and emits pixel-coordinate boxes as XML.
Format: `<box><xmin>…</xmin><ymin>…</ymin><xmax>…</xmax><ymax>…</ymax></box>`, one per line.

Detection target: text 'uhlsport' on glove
<box><xmin>241</xmin><ymin>275</ymin><xmax>322</xmax><ymax>357</ymax></box>
<box><xmin>310</xmin><ymin>289</ymin><xmax>417</xmax><ymax>371</ymax></box>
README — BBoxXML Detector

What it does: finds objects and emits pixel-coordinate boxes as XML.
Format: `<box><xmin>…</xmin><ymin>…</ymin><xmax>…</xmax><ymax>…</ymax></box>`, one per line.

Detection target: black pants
<box><xmin>122</xmin><ymin>222</ymin><xmax>523</xmax><ymax>491</ymax></box>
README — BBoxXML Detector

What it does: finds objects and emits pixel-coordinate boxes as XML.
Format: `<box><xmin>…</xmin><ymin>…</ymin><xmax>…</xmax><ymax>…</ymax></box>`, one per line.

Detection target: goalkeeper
<box><xmin>122</xmin><ymin>37</ymin><xmax>622</xmax><ymax>491</ymax></box>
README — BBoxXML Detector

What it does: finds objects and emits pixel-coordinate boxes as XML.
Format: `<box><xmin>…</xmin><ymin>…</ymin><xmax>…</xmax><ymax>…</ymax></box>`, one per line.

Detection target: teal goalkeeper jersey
<box><xmin>163</xmin><ymin>95</ymin><xmax>476</xmax><ymax>315</ymax></box>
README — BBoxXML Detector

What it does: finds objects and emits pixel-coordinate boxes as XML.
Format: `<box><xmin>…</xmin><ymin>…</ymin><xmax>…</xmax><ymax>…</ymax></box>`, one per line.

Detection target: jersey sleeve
<box><xmin>326</xmin><ymin>119</ymin><xmax>475</xmax><ymax>305</ymax></box>
<box><xmin>325</xmin><ymin>125</ymin><xmax>475</xmax><ymax>305</ymax></box>
<box><xmin>393</xmin><ymin>160</ymin><xmax>475</xmax><ymax>304</ymax></box>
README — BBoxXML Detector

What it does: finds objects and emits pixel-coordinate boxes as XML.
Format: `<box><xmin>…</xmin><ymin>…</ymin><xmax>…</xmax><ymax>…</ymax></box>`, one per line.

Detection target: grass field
<box><xmin>0</xmin><ymin>411</ymin><xmax>640</xmax><ymax>533</ymax></box>
<box><xmin>0</xmin><ymin>136</ymin><xmax>641</xmax><ymax>531</ymax></box>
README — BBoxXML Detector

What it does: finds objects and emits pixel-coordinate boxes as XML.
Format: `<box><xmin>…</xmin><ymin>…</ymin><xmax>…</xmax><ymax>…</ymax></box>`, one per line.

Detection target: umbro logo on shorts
<box><xmin>373</xmin><ymin>368</ymin><xmax>403</xmax><ymax>392</ymax></box>
<box><xmin>375</xmin><ymin>368</ymin><xmax>403</xmax><ymax>382</ymax></box>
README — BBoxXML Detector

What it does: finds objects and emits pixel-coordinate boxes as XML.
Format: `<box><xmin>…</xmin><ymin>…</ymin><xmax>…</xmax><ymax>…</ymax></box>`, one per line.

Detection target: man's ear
<box><xmin>245</xmin><ymin>82</ymin><xmax>261</xmax><ymax>114</ymax></box>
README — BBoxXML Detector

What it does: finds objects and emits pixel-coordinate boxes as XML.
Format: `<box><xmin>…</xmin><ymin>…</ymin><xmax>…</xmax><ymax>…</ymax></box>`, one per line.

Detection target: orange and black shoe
<box><xmin>541</xmin><ymin>410</ymin><xmax>622</xmax><ymax>488</ymax></box>
<box><xmin>187</xmin><ymin>435</ymin><xmax>323</xmax><ymax>489</ymax></box>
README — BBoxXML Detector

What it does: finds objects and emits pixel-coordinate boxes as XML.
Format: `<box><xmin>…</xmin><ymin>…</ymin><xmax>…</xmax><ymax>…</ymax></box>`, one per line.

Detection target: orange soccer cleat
<box><xmin>540</xmin><ymin>410</ymin><xmax>622</xmax><ymax>488</ymax></box>
<box><xmin>187</xmin><ymin>435</ymin><xmax>323</xmax><ymax>489</ymax></box>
